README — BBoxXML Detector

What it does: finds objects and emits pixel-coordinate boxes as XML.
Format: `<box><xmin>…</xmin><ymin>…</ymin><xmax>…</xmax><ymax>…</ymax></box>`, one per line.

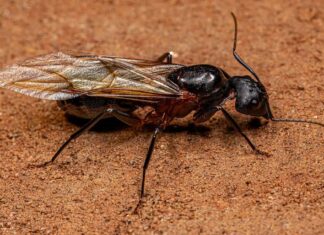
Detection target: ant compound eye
<box><xmin>251</xmin><ymin>99</ymin><xmax>258</xmax><ymax>105</ymax></box>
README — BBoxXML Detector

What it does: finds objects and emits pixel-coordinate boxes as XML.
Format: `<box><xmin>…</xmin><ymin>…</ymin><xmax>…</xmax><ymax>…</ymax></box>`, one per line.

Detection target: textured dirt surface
<box><xmin>0</xmin><ymin>0</ymin><xmax>324</xmax><ymax>234</ymax></box>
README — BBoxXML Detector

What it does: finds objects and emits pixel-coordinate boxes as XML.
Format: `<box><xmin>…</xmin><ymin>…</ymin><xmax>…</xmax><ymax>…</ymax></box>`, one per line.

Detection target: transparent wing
<box><xmin>0</xmin><ymin>52</ymin><xmax>183</xmax><ymax>101</ymax></box>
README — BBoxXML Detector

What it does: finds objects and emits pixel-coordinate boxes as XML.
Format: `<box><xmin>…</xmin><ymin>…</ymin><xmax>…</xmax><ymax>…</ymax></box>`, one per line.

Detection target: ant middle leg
<box><xmin>133</xmin><ymin>126</ymin><xmax>160</xmax><ymax>213</ymax></box>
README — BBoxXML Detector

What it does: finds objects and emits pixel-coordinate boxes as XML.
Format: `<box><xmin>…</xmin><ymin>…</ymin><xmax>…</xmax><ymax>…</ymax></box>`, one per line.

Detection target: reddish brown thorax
<box><xmin>132</xmin><ymin>91</ymin><xmax>198</xmax><ymax>127</ymax></box>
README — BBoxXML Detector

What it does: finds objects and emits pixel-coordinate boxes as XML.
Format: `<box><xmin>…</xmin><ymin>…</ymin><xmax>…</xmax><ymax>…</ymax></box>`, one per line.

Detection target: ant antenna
<box><xmin>231</xmin><ymin>12</ymin><xmax>323</xmax><ymax>127</ymax></box>
<box><xmin>231</xmin><ymin>12</ymin><xmax>272</xmax><ymax>119</ymax></box>
<box><xmin>231</xmin><ymin>12</ymin><xmax>264</xmax><ymax>87</ymax></box>
<box><xmin>271</xmin><ymin>117</ymin><xmax>324</xmax><ymax>127</ymax></box>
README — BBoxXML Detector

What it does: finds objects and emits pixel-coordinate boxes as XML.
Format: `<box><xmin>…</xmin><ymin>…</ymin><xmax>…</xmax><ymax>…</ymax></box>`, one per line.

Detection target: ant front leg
<box><xmin>220</xmin><ymin>107</ymin><xmax>269</xmax><ymax>156</ymax></box>
<box><xmin>156</xmin><ymin>52</ymin><xmax>173</xmax><ymax>64</ymax></box>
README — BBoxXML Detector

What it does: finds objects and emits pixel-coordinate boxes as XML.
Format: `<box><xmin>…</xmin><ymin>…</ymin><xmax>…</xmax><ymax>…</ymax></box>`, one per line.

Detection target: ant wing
<box><xmin>0</xmin><ymin>52</ymin><xmax>183</xmax><ymax>102</ymax></box>
<box><xmin>0</xmin><ymin>53</ymin><xmax>81</xmax><ymax>100</ymax></box>
<box><xmin>87</xmin><ymin>55</ymin><xmax>182</xmax><ymax>101</ymax></box>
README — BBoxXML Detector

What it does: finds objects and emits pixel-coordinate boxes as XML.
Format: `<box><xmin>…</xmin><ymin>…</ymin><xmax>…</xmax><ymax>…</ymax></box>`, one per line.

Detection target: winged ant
<box><xmin>0</xmin><ymin>13</ymin><xmax>322</xmax><ymax>210</ymax></box>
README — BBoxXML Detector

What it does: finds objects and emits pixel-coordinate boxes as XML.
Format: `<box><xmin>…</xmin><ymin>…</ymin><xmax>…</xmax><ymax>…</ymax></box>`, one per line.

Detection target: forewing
<box><xmin>0</xmin><ymin>52</ymin><xmax>106</xmax><ymax>100</ymax></box>
<box><xmin>0</xmin><ymin>52</ymin><xmax>183</xmax><ymax>101</ymax></box>
<box><xmin>89</xmin><ymin>56</ymin><xmax>182</xmax><ymax>99</ymax></box>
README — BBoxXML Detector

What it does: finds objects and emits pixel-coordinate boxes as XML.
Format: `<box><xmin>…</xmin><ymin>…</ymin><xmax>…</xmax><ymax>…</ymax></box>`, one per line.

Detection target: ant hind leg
<box><xmin>37</xmin><ymin>108</ymin><xmax>114</xmax><ymax>167</ymax></box>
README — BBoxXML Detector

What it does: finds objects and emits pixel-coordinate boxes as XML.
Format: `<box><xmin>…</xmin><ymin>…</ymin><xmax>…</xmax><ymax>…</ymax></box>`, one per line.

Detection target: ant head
<box><xmin>229</xmin><ymin>13</ymin><xmax>323</xmax><ymax>127</ymax></box>
<box><xmin>230</xmin><ymin>75</ymin><xmax>271</xmax><ymax>118</ymax></box>
<box><xmin>230</xmin><ymin>13</ymin><xmax>273</xmax><ymax>120</ymax></box>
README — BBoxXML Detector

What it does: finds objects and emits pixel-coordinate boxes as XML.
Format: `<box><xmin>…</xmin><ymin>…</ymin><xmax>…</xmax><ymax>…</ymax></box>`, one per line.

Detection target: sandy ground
<box><xmin>0</xmin><ymin>0</ymin><xmax>323</xmax><ymax>234</ymax></box>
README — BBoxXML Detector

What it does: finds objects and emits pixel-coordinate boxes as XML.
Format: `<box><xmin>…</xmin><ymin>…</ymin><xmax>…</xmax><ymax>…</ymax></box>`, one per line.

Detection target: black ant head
<box><xmin>230</xmin><ymin>12</ymin><xmax>323</xmax><ymax>127</ymax></box>
<box><xmin>230</xmin><ymin>13</ymin><xmax>273</xmax><ymax>120</ymax></box>
<box><xmin>229</xmin><ymin>75</ymin><xmax>272</xmax><ymax>118</ymax></box>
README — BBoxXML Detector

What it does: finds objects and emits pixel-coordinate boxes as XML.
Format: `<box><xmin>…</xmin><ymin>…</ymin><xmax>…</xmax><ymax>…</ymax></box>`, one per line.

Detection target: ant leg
<box><xmin>111</xmin><ymin>109</ymin><xmax>141</xmax><ymax>127</ymax></box>
<box><xmin>134</xmin><ymin>127</ymin><xmax>160</xmax><ymax>212</ymax></box>
<box><xmin>220</xmin><ymin>107</ymin><xmax>268</xmax><ymax>156</ymax></box>
<box><xmin>156</xmin><ymin>52</ymin><xmax>173</xmax><ymax>64</ymax></box>
<box><xmin>39</xmin><ymin>108</ymin><xmax>114</xmax><ymax>167</ymax></box>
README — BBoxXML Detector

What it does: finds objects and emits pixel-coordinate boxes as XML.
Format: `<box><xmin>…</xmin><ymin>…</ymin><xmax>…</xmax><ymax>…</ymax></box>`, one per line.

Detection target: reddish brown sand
<box><xmin>0</xmin><ymin>0</ymin><xmax>323</xmax><ymax>234</ymax></box>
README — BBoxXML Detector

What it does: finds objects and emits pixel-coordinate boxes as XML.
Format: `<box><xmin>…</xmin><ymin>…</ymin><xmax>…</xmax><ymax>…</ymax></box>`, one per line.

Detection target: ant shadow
<box><xmin>246</xmin><ymin>117</ymin><xmax>264</xmax><ymax>129</ymax></box>
<box><xmin>66</xmin><ymin>114</ymin><xmax>216</xmax><ymax>136</ymax></box>
<box><xmin>66</xmin><ymin>114</ymin><xmax>265</xmax><ymax>135</ymax></box>
<box><xmin>65</xmin><ymin>114</ymin><xmax>128</xmax><ymax>133</ymax></box>
<box><xmin>164</xmin><ymin>123</ymin><xmax>212</xmax><ymax>137</ymax></box>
